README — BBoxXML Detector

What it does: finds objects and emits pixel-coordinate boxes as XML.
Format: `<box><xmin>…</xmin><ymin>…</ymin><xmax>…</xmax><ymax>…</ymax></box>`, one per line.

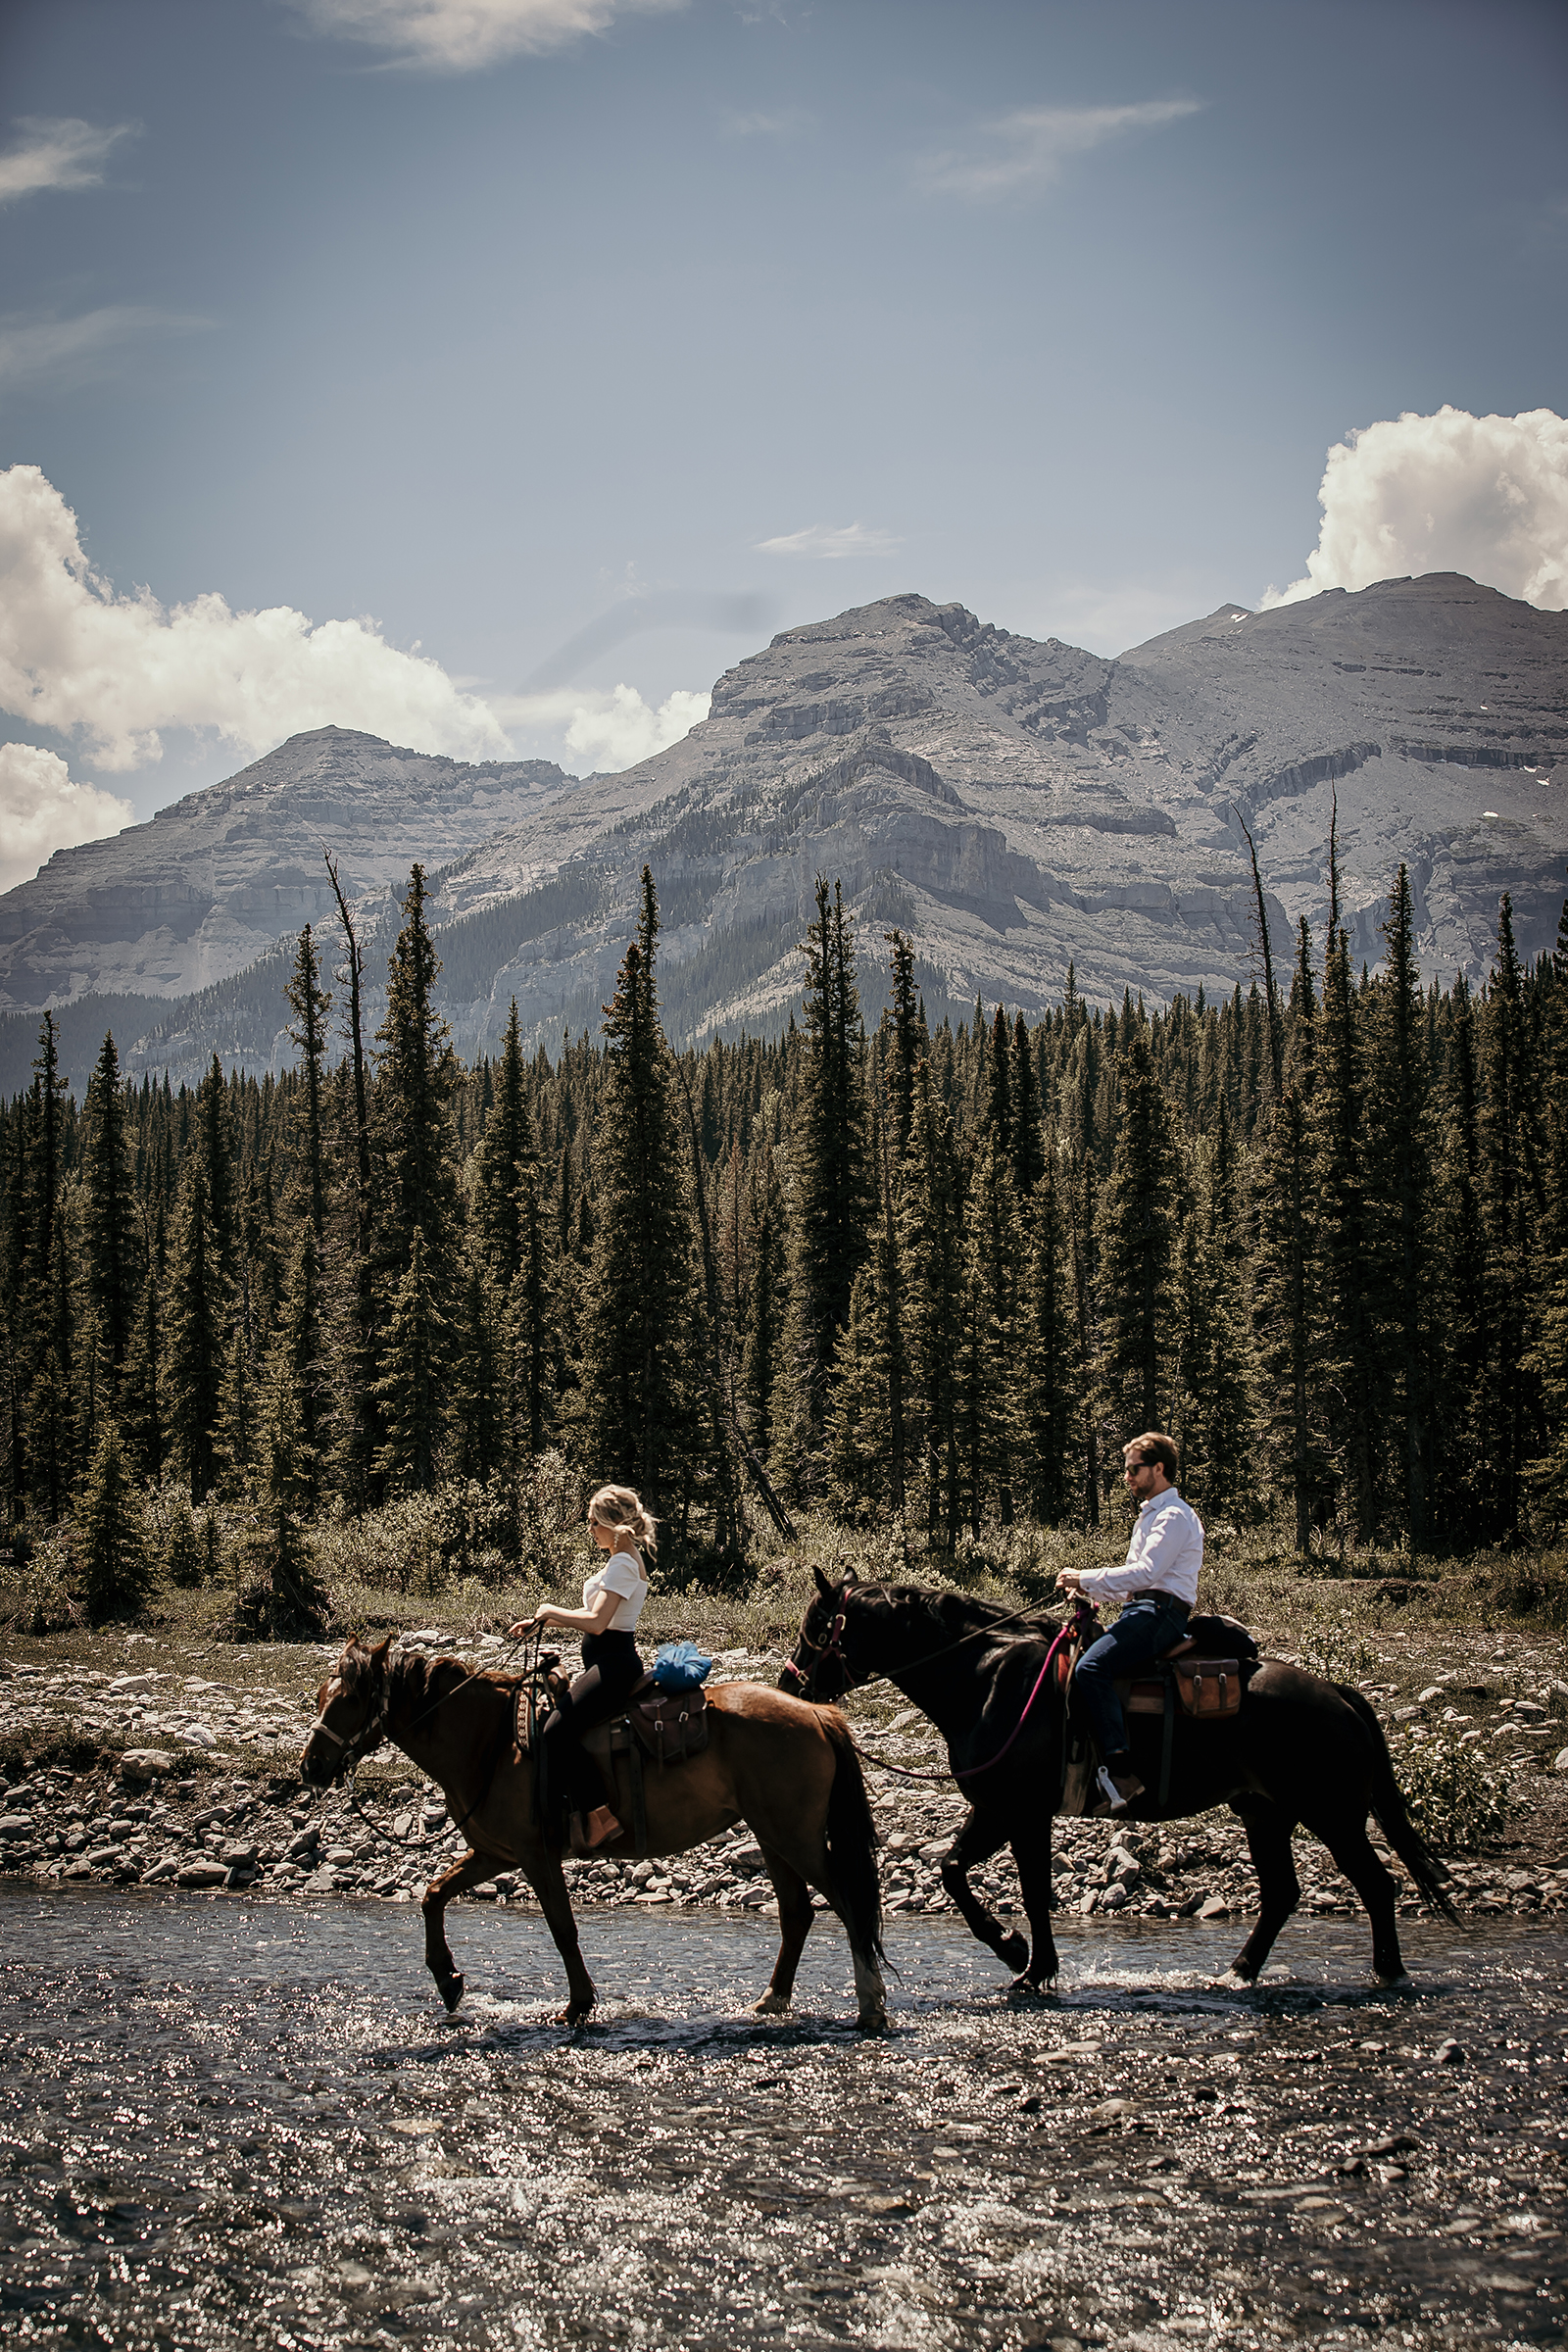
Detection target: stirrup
<box><xmin>569</xmin><ymin>1805</ymin><xmax>622</xmax><ymax>1855</ymax></box>
<box><xmin>1091</xmin><ymin>1765</ymin><xmax>1145</xmax><ymax>1817</ymax></box>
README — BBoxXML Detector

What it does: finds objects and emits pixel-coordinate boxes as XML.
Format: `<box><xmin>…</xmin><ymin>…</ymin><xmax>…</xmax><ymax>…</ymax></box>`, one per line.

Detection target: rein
<box><xmin>789</xmin><ymin>1584</ymin><xmax>1089</xmax><ymax>1789</ymax></box>
<box><xmin>309</xmin><ymin>1630</ymin><xmax>538</xmax><ymax>1851</ymax></box>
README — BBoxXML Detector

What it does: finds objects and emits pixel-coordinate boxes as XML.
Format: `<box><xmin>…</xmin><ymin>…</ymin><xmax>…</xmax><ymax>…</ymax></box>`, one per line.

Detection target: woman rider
<box><xmin>509</xmin><ymin>1483</ymin><xmax>654</xmax><ymax>1851</ymax></box>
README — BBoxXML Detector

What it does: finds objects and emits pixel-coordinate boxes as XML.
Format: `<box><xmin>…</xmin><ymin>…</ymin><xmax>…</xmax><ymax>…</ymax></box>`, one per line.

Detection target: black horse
<box><xmin>782</xmin><ymin>1571</ymin><xmax>1456</xmax><ymax>1991</ymax></box>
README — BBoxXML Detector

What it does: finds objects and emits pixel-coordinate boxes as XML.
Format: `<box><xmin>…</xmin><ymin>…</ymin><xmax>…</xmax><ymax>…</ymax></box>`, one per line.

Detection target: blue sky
<box><xmin>1</xmin><ymin>0</ymin><xmax>1565</xmax><ymax>865</ymax></box>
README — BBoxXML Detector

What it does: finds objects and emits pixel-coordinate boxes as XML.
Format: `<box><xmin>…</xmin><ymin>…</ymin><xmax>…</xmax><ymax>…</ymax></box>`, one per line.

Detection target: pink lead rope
<box><xmin>950</xmin><ymin>1616</ymin><xmax>1075</xmax><ymax>1783</ymax></box>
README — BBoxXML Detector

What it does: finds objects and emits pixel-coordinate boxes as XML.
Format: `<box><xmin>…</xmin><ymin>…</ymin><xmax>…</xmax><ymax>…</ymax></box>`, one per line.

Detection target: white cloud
<box><xmin>755</xmin><ymin>521</ymin><xmax>902</xmax><ymax>560</ymax></box>
<box><xmin>921</xmin><ymin>98</ymin><xmax>1203</xmax><ymax>200</ymax></box>
<box><xmin>0</xmin><ymin>743</ymin><xmax>132</xmax><ymax>893</ymax></box>
<box><xmin>0</xmin><ymin>117</ymin><xmax>138</xmax><ymax>204</ymax></box>
<box><xmin>0</xmin><ymin>306</ymin><xmax>208</xmax><ymax>390</ymax></box>
<box><xmin>1262</xmin><ymin>407</ymin><xmax>1568</xmax><ymax>612</ymax></box>
<box><xmin>291</xmin><ymin>0</ymin><xmax>685</xmax><ymax>71</ymax></box>
<box><xmin>0</xmin><ymin>464</ymin><xmax>514</xmax><ymax>770</ymax></box>
<box><xmin>491</xmin><ymin>683</ymin><xmax>710</xmax><ymax>771</ymax></box>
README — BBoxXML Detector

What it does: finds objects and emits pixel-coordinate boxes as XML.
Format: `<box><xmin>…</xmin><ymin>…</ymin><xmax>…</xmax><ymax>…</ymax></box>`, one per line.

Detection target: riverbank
<box><xmin>1</xmin><ymin>1616</ymin><xmax>1564</xmax><ymax>1930</ymax></box>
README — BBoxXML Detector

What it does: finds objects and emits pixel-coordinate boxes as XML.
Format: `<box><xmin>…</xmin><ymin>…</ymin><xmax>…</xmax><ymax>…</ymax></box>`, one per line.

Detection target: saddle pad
<box><xmin>1123</xmin><ymin>1657</ymin><xmax>1243</xmax><ymax>1720</ymax></box>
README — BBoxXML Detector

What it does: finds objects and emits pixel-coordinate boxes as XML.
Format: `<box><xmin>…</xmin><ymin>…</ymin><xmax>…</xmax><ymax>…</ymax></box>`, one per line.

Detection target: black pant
<box><xmin>538</xmin><ymin>1631</ymin><xmax>643</xmax><ymax>1823</ymax></box>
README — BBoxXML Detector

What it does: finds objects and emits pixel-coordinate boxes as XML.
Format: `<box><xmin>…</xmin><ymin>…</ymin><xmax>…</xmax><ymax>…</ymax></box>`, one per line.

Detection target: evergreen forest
<box><xmin>3</xmin><ymin>849</ymin><xmax>1564</xmax><ymax>1631</ymax></box>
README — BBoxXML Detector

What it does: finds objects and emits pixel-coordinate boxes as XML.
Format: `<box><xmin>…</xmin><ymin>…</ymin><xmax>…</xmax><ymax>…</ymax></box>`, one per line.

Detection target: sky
<box><xmin>1</xmin><ymin>0</ymin><xmax>1566</xmax><ymax>885</ymax></box>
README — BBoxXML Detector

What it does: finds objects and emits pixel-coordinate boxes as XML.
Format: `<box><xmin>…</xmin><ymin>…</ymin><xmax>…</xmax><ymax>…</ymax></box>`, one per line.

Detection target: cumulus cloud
<box><xmin>492</xmin><ymin>684</ymin><xmax>710</xmax><ymax>772</ymax></box>
<box><xmin>291</xmin><ymin>0</ymin><xmax>685</xmax><ymax>71</ymax></box>
<box><xmin>0</xmin><ymin>743</ymin><xmax>132</xmax><ymax>893</ymax></box>
<box><xmin>0</xmin><ymin>464</ymin><xmax>513</xmax><ymax>771</ymax></box>
<box><xmin>921</xmin><ymin>98</ymin><xmax>1203</xmax><ymax>200</ymax></box>
<box><xmin>1262</xmin><ymin>407</ymin><xmax>1568</xmax><ymax>612</ymax></box>
<box><xmin>0</xmin><ymin>117</ymin><xmax>138</xmax><ymax>204</ymax></box>
<box><xmin>0</xmin><ymin>306</ymin><xmax>208</xmax><ymax>390</ymax></box>
<box><xmin>755</xmin><ymin>521</ymin><xmax>902</xmax><ymax>560</ymax></box>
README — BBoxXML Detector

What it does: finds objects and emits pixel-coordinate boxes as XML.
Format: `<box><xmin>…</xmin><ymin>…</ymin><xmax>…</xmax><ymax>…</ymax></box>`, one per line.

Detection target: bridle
<box><xmin>306</xmin><ymin>1668</ymin><xmax>391</xmax><ymax>1781</ymax></box>
<box><xmin>778</xmin><ymin>1584</ymin><xmax>860</xmax><ymax>1701</ymax></box>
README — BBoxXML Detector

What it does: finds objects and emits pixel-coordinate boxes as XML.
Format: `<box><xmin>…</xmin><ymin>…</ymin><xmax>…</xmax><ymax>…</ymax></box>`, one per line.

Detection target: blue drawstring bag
<box><xmin>652</xmin><ymin>1640</ymin><xmax>713</xmax><ymax>1691</ymax></box>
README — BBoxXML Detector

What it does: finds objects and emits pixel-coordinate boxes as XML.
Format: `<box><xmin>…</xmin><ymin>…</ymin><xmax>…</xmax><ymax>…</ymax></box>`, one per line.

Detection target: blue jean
<box><xmin>1074</xmin><ymin>1596</ymin><xmax>1192</xmax><ymax>1762</ymax></box>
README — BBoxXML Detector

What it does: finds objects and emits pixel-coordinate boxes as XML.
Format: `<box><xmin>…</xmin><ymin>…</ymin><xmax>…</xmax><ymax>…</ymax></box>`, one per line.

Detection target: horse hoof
<box><xmin>753</xmin><ymin>1991</ymin><xmax>793</xmax><ymax>2017</ymax></box>
<box><xmin>1375</xmin><ymin>1970</ymin><xmax>1413</xmax><ymax>1990</ymax></box>
<box><xmin>1217</xmin><ymin>1966</ymin><xmax>1256</xmax><ymax>1989</ymax></box>
<box><xmin>998</xmin><ymin>1932</ymin><xmax>1029</xmax><ymax>1972</ymax></box>
<box><xmin>438</xmin><ymin>1974</ymin><xmax>465</xmax><ymax>2014</ymax></box>
<box><xmin>558</xmin><ymin>1999</ymin><xmax>596</xmax><ymax>2028</ymax></box>
<box><xmin>857</xmin><ymin>2006</ymin><xmax>889</xmax><ymax>2035</ymax></box>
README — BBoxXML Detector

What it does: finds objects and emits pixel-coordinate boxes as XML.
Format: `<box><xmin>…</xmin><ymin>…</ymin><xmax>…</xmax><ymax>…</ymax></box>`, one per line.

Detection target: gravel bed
<box><xmin>2</xmin><ymin>1627</ymin><xmax>1565</xmax><ymax>1927</ymax></box>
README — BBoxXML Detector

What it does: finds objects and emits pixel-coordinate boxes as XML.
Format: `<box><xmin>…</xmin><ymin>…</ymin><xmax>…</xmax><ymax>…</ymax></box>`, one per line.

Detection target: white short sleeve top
<box><xmin>583</xmin><ymin>1549</ymin><xmax>648</xmax><ymax>1633</ymax></box>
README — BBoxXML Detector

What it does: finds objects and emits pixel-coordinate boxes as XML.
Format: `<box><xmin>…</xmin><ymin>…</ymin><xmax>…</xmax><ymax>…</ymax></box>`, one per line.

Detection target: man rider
<box><xmin>1055</xmin><ymin>1432</ymin><xmax>1203</xmax><ymax>1815</ymax></box>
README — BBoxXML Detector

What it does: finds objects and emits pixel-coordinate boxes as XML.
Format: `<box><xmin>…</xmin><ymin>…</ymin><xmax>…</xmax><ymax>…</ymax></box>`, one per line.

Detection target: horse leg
<box><xmin>520</xmin><ymin>1849</ymin><xmax>598</xmax><ymax>2026</ymax></box>
<box><xmin>939</xmin><ymin>1806</ymin><xmax>1027</xmax><ymax>1975</ymax></box>
<box><xmin>1301</xmin><ymin>1812</ymin><xmax>1408</xmax><ymax>1985</ymax></box>
<box><xmin>420</xmin><ymin>1848</ymin><xmax>493</xmax><ymax>2013</ymax></box>
<box><xmin>1008</xmin><ymin>1814</ymin><xmax>1059</xmax><ymax>1991</ymax></box>
<box><xmin>753</xmin><ymin>1848</ymin><xmax>815</xmax><ymax>2018</ymax></box>
<box><xmin>1225</xmin><ymin>1803</ymin><xmax>1300</xmax><ymax>1984</ymax></box>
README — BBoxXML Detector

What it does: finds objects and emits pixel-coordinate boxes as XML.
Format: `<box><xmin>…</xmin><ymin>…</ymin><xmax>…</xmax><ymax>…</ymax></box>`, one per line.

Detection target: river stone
<box><xmin>0</xmin><ymin>1814</ymin><xmax>33</xmax><ymax>1839</ymax></box>
<box><xmin>1554</xmin><ymin>1748</ymin><xmax>1568</xmax><ymax>1774</ymax></box>
<box><xmin>177</xmin><ymin>1861</ymin><xmax>229</xmax><ymax>1889</ymax></box>
<box><xmin>119</xmin><ymin>1750</ymin><xmax>176</xmax><ymax>1782</ymax></box>
<box><xmin>1198</xmin><ymin>1894</ymin><xmax>1232</xmax><ymax>1920</ymax></box>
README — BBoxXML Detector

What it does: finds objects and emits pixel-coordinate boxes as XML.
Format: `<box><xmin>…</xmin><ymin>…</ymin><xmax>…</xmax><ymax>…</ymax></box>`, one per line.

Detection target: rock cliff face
<box><xmin>1</xmin><ymin>571</ymin><xmax>1563</xmax><ymax>1088</ymax></box>
<box><xmin>0</xmin><ymin>728</ymin><xmax>574</xmax><ymax>1011</ymax></box>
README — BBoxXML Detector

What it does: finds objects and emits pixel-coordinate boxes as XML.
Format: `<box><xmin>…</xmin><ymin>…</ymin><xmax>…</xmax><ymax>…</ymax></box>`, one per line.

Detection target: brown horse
<box><xmin>300</xmin><ymin>1636</ymin><xmax>887</xmax><ymax>2030</ymax></box>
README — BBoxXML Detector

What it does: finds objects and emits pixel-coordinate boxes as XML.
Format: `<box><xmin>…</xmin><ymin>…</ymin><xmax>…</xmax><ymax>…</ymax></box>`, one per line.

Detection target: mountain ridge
<box><xmin>2</xmin><ymin>571</ymin><xmax>1564</xmax><ymax>1094</ymax></box>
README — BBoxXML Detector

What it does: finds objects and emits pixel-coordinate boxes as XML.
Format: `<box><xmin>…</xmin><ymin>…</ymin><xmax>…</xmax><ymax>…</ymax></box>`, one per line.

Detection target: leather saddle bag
<box><xmin>579</xmin><ymin>1684</ymin><xmax>710</xmax><ymax>1770</ymax></box>
<box><xmin>1124</xmin><ymin>1657</ymin><xmax>1243</xmax><ymax>1721</ymax></box>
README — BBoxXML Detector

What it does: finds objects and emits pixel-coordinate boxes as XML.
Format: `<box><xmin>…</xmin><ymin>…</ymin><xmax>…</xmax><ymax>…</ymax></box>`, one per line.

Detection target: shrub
<box><xmin>1297</xmin><ymin>1617</ymin><xmax>1377</xmax><ymax>1684</ymax></box>
<box><xmin>1391</xmin><ymin>1721</ymin><xmax>1512</xmax><ymax>1853</ymax></box>
<box><xmin>0</xmin><ymin>1531</ymin><xmax>78</xmax><ymax>1633</ymax></box>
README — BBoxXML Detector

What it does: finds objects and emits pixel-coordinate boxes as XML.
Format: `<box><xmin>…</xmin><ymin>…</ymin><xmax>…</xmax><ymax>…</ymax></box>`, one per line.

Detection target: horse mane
<box><xmin>875</xmin><ymin>1583</ymin><xmax>1060</xmax><ymax>1642</ymax></box>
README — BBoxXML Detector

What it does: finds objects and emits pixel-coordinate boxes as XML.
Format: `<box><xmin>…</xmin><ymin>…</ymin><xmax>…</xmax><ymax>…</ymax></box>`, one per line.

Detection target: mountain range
<box><xmin>2</xmin><ymin>569</ymin><xmax>1564</xmax><ymax>1095</ymax></box>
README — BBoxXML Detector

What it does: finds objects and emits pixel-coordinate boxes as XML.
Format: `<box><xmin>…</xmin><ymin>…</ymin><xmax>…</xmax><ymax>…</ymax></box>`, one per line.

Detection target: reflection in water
<box><xmin>1</xmin><ymin>1886</ymin><xmax>1564</xmax><ymax>2347</ymax></box>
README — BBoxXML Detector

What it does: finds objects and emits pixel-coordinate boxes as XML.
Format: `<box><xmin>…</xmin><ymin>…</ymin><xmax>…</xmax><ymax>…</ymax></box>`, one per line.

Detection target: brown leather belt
<box><xmin>1127</xmin><ymin>1590</ymin><xmax>1190</xmax><ymax>1612</ymax></box>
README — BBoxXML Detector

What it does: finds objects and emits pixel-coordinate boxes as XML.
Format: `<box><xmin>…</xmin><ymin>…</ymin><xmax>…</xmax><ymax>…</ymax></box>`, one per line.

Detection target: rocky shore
<box><xmin>2</xmin><ymin>1626</ymin><xmax>1565</xmax><ymax>1931</ymax></box>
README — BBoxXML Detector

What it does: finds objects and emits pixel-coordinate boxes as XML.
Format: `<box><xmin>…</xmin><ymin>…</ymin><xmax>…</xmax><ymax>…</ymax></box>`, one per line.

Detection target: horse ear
<box><xmin>812</xmin><ymin>1566</ymin><xmax>835</xmax><ymax>1599</ymax></box>
<box><xmin>371</xmin><ymin>1636</ymin><xmax>392</xmax><ymax>1665</ymax></box>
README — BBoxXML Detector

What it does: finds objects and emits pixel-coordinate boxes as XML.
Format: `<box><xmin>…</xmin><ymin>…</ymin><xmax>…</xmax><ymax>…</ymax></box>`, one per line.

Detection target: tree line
<box><xmin>3</xmin><ymin>848</ymin><xmax>1563</xmax><ymax>1618</ymax></box>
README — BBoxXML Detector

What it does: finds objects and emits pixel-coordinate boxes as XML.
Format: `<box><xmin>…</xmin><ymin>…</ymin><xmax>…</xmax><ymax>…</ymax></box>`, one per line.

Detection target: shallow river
<box><xmin>1</xmin><ymin>1886</ymin><xmax>1563</xmax><ymax>2350</ymax></box>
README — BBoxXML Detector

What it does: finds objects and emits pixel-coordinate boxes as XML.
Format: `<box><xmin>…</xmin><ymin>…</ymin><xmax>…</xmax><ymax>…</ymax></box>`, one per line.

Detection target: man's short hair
<box><xmin>1123</xmin><ymin>1431</ymin><xmax>1178</xmax><ymax>1479</ymax></box>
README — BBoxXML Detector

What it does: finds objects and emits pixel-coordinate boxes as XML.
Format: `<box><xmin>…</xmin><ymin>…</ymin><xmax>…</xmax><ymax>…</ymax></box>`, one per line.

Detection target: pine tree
<box><xmin>1010</xmin><ymin>1010</ymin><xmax>1045</xmax><ymax>1196</ymax></box>
<box><xmin>82</xmin><ymin>1032</ymin><xmax>140</xmax><ymax>1383</ymax></box>
<box><xmin>956</xmin><ymin>1134</ymin><xmax>1023</xmax><ymax>1533</ymax></box>
<box><xmin>164</xmin><ymin>1163</ymin><xmax>226</xmax><ymax>1501</ymax></box>
<box><xmin>1096</xmin><ymin>1016</ymin><xmax>1181</xmax><ymax>1436</ymax></box>
<box><xmin>284</xmin><ymin>924</ymin><xmax>331</xmax><ymax>1245</ymax></box>
<box><xmin>1310</xmin><ymin>927</ymin><xmax>1381</xmax><ymax>1538</ymax></box>
<box><xmin>899</xmin><ymin>1057</ymin><xmax>963</xmax><ymax>1547</ymax></box>
<box><xmin>1365</xmin><ymin>866</ymin><xmax>1433</xmax><ymax>1545</ymax></box>
<box><xmin>742</xmin><ymin>1145</ymin><xmax>788</xmax><ymax>1464</ymax></box>
<box><xmin>778</xmin><ymin>877</ymin><xmax>874</xmax><ymax>1471</ymax></box>
<box><xmin>74</xmin><ymin>1422</ymin><xmax>154</xmax><ymax>1621</ymax></box>
<box><xmin>1020</xmin><ymin>1146</ymin><xmax>1078</xmax><ymax>1524</ymax></box>
<box><xmin>570</xmin><ymin>871</ymin><xmax>703</xmax><ymax>1519</ymax></box>
<box><xmin>266</xmin><ymin>1221</ymin><xmax>329</xmax><ymax>1514</ymax></box>
<box><xmin>449</xmin><ymin>1245</ymin><xmax>506</xmax><ymax>1487</ymax></box>
<box><xmin>372</xmin><ymin>1227</ymin><xmax>450</xmax><ymax>1494</ymax></box>
<box><xmin>1476</xmin><ymin>895</ymin><xmax>1540</xmax><ymax>1539</ymax></box>
<box><xmin>884</xmin><ymin>928</ymin><xmax>923</xmax><ymax>1160</ymax></box>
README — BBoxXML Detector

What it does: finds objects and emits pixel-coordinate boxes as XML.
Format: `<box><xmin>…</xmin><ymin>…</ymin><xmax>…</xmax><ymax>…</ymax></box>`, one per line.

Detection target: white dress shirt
<box><xmin>1077</xmin><ymin>1490</ymin><xmax>1204</xmax><ymax>1611</ymax></box>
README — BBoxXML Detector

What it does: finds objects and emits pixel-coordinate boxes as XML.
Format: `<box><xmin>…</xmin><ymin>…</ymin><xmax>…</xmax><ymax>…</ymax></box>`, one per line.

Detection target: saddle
<box><xmin>1122</xmin><ymin>1612</ymin><xmax>1260</xmax><ymax>1723</ymax></box>
<box><xmin>580</xmin><ymin>1675</ymin><xmax>710</xmax><ymax>1769</ymax></box>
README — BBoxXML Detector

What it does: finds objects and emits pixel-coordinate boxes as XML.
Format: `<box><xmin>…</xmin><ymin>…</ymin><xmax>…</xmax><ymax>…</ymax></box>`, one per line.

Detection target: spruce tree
<box><xmin>284</xmin><ymin>924</ymin><xmax>331</xmax><ymax>1245</ymax></box>
<box><xmin>1310</xmin><ymin>927</ymin><xmax>1381</xmax><ymax>1538</ymax></box>
<box><xmin>82</xmin><ymin>1032</ymin><xmax>140</xmax><ymax>1383</ymax></box>
<box><xmin>1010</xmin><ymin>1010</ymin><xmax>1045</xmax><ymax>1196</ymax></box>
<box><xmin>884</xmin><ymin>928</ymin><xmax>923</xmax><ymax>1160</ymax></box>
<box><xmin>372</xmin><ymin>1227</ymin><xmax>449</xmax><ymax>1494</ymax></box>
<box><xmin>956</xmin><ymin>1134</ymin><xmax>1023</xmax><ymax>1533</ymax></box>
<box><xmin>778</xmin><ymin>877</ymin><xmax>874</xmax><ymax>1473</ymax></box>
<box><xmin>570</xmin><ymin>871</ymin><xmax>703</xmax><ymax>1519</ymax></box>
<box><xmin>899</xmin><ymin>1057</ymin><xmax>963</xmax><ymax>1546</ymax></box>
<box><xmin>1020</xmin><ymin>1147</ymin><xmax>1078</xmax><ymax>1523</ymax></box>
<box><xmin>373</xmin><ymin>863</ymin><xmax>464</xmax><ymax>1286</ymax></box>
<box><xmin>1477</xmin><ymin>895</ymin><xmax>1540</xmax><ymax>1538</ymax></box>
<box><xmin>74</xmin><ymin>1422</ymin><xmax>154</xmax><ymax>1621</ymax></box>
<box><xmin>1096</xmin><ymin>1016</ymin><xmax>1181</xmax><ymax>1436</ymax></box>
<box><xmin>743</xmin><ymin>1145</ymin><xmax>788</xmax><ymax>1464</ymax></box>
<box><xmin>1365</xmin><ymin>866</ymin><xmax>1433</xmax><ymax>1545</ymax></box>
<box><xmin>164</xmin><ymin>1163</ymin><xmax>225</xmax><ymax>1501</ymax></box>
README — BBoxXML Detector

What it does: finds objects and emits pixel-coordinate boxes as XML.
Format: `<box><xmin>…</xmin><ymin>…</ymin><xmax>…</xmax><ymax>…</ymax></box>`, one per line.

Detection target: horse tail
<box><xmin>1337</xmin><ymin>1685</ymin><xmax>1459</xmax><ymax>1922</ymax></box>
<box><xmin>817</xmin><ymin>1707</ymin><xmax>886</xmax><ymax>1966</ymax></box>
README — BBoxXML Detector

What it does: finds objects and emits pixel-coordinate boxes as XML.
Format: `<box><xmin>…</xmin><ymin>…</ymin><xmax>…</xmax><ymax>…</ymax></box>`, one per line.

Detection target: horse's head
<box><xmin>779</xmin><ymin>1567</ymin><xmax>873</xmax><ymax>1702</ymax></box>
<box><xmin>301</xmin><ymin>1635</ymin><xmax>393</xmax><ymax>1786</ymax></box>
